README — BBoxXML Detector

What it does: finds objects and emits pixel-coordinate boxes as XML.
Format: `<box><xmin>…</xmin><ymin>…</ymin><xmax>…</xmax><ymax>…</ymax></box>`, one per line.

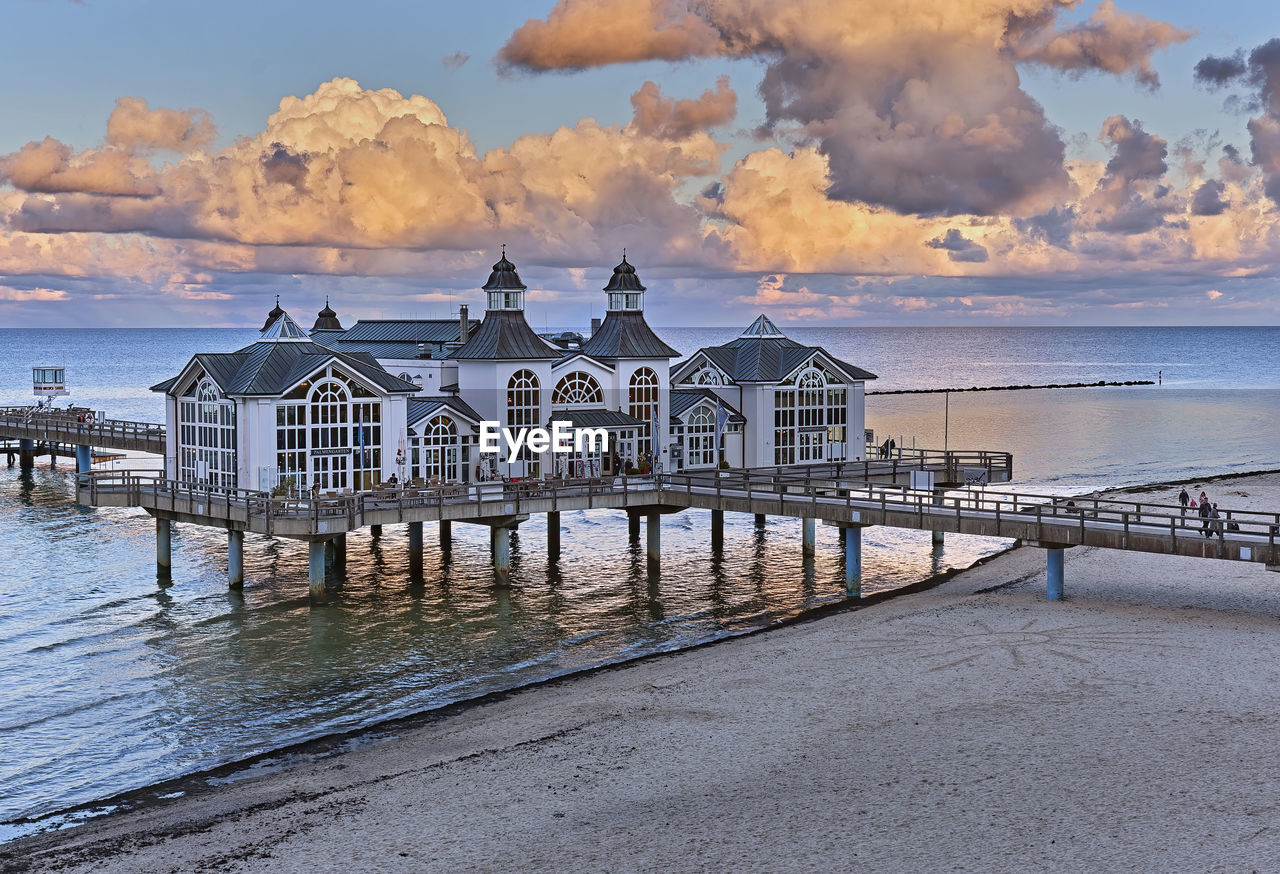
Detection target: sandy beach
<box><xmin>6</xmin><ymin>472</ymin><xmax>1280</xmax><ymax>873</ymax></box>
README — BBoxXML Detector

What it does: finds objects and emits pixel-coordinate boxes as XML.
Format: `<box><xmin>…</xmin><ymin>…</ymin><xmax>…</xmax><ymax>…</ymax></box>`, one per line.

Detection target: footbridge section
<box><xmin>76</xmin><ymin>463</ymin><xmax>1280</xmax><ymax>601</ymax></box>
<box><xmin>0</xmin><ymin>408</ymin><xmax>165</xmax><ymax>471</ymax></box>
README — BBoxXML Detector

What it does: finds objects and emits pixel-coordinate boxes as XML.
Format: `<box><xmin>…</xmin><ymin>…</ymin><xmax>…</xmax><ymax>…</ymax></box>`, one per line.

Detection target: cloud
<box><xmin>1206</xmin><ymin>288</ymin><xmax>1223</xmax><ymax>299</ymax></box>
<box><xmin>1194</xmin><ymin>50</ymin><xmax>1247</xmax><ymax>86</ymax></box>
<box><xmin>1008</xmin><ymin>1</ymin><xmax>1191</xmax><ymax>88</ymax></box>
<box><xmin>0</xmin><ymin>137</ymin><xmax>157</xmax><ymax>196</ymax></box>
<box><xmin>926</xmin><ymin>229</ymin><xmax>989</xmax><ymax>263</ymax></box>
<box><xmin>442</xmin><ymin>51</ymin><xmax>470</xmax><ymax>69</ymax></box>
<box><xmin>105</xmin><ymin>97</ymin><xmax>216</xmax><ymax>152</ymax></box>
<box><xmin>629</xmin><ymin>76</ymin><xmax>736</xmax><ymax>139</ymax></box>
<box><xmin>499</xmin><ymin>0</ymin><xmax>1190</xmax><ymax>216</ymax></box>
<box><xmin>0</xmin><ymin>285</ymin><xmax>68</xmax><ymax>301</ymax></box>
<box><xmin>1190</xmin><ymin>180</ymin><xmax>1228</xmax><ymax>216</ymax></box>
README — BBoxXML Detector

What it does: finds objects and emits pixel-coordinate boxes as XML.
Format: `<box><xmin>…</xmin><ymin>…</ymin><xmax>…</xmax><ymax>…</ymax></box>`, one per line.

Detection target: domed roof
<box><xmin>481</xmin><ymin>246</ymin><xmax>527</xmax><ymax>291</ymax></box>
<box><xmin>260</xmin><ymin>294</ymin><xmax>286</xmax><ymax>332</ymax></box>
<box><xmin>311</xmin><ymin>297</ymin><xmax>343</xmax><ymax>332</ymax></box>
<box><xmin>603</xmin><ymin>252</ymin><xmax>646</xmax><ymax>293</ymax></box>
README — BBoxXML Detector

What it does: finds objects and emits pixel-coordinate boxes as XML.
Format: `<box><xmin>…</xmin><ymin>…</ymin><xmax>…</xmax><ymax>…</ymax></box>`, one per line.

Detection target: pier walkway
<box><xmin>76</xmin><ymin>464</ymin><xmax>1280</xmax><ymax>600</ymax></box>
<box><xmin>0</xmin><ymin>407</ymin><xmax>165</xmax><ymax>469</ymax></box>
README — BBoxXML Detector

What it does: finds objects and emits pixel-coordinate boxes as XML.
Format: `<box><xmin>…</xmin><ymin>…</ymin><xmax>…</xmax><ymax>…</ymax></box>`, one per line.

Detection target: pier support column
<box><xmin>802</xmin><ymin>517</ymin><xmax>816</xmax><ymax>560</ymax></box>
<box><xmin>227</xmin><ymin>530</ymin><xmax>244</xmax><ymax>589</ymax></box>
<box><xmin>408</xmin><ymin>521</ymin><xmax>424</xmax><ymax>579</ymax></box>
<box><xmin>333</xmin><ymin>533</ymin><xmax>347</xmax><ymax>567</ymax></box>
<box><xmin>710</xmin><ymin>509</ymin><xmax>724</xmax><ymax>552</ymax></box>
<box><xmin>647</xmin><ymin>513</ymin><xmax>661</xmax><ymax>571</ymax></box>
<box><xmin>370</xmin><ymin>524</ymin><xmax>382</xmax><ymax>539</ymax></box>
<box><xmin>628</xmin><ymin>511</ymin><xmax>641</xmax><ymax>543</ymax></box>
<box><xmin>308</xmin><ymin>541</ymin><xmax>326</xmax><ymax>598</ymax></box>
<box><xmin>932</xmin><ymin>490</ymin><xmax>946</xmax><ymax>546</ymax></box>
<box><xmin>1047</xmin><ymin>547</ymin><xmax>1065</xmax><ymax>601</ymax></box>
<box><xmin>494</xmin><ymin>526</ymin><xmax>512</xmax><ymax>584</ymax></box>
<box><xmin>156</xmin><ymin>517</ymin><xmax>172</xmax><ymax>580</ymax></box>
<box><xmin>75</xmin><ymin>444</ymin><xmax>93</xmax><ymax>473</ymax></box>
<box><xmin>439</xmin><ymin>520</ymin><xmax>452</xmax><ymax>550</ymax></box>
<box><xmin>547</xmin><ymin>512</ymin><xmax>561</xmax><ymax>561</ymax></box>
<box><xmin>754</xmin><ymin>513</ymin><xmax>766</xmax><ymax>528</ymax></box>
<box><xmin>843</xmin><ymin>525</ymin><xmax>862</xmax><ymax>597</ymax></box>
<box><xmin>19</xmin><ymin>438</ymin><xmax>34</xmax><ymax>471</ymax></box>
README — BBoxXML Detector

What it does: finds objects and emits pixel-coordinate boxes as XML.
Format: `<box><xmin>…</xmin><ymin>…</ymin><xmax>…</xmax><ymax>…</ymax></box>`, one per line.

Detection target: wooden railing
<box><xmin>77</xmin><ymin>468</ymin><xmax>1279</xmax><ymax>566</ymax></box>
<box><xmin>0</xmin><ymin>407</ymin><xmax>165</xmax><ymax>450</ymax></box>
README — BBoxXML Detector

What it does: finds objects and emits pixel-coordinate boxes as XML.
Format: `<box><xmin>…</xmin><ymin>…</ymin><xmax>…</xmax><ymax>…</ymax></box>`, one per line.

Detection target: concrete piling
<box><xmin>370</xmin><ymin>524</ymin><xmax>382</xmax><ymax>539</ymax></box>
<box><xmin>227</xmin><ymin>530</ymin><xmax>244</xmax><ymax>589</ymax></box>
<box><xmin>75</xmin><ymin>444</ymin><xmax>93</xmax><ymax>473</ymax></box>
<box><xmin>156</xmin><ymin>517</ymin><xmax>172</xmax><ymax>580</ymax></box>
<box><xmin>494</xmin><ymin>526</ymin><xmax>511</xmax><ymax>584</ymax></box>
<box><xmin>308</xmin><ymin>541</ymin><xmax>326</xmax><ymax>598</ymax></box>
<box><xmin>408</xmin><ymin>521</ymin><xmax>424</xmax><ymax>579</ymax></box>
<box><xmin>647</xmin><ymin>513</ymin><xmax>660</xmax><ymax>571</ymax></box>
<box><xmin>932</xmin><ymin>489</ymin><xmax>946</xmax><ymax>545</ymax></box>
<box><xmin>547</xmin><ymin>511</ymin><xmax>560</xmax><ymax>561</ymax></box>
<box><xmin>802</xmin><ymin>517</ymin><xmax>816</xmax><ymax>559</ymax></box>
<box><xmin>1047</xmin><ymin>547</ymin><xmax>1065</xmax><ymax>601</ymax></box>
<box><xmin>710</xmin><ymin>509</ymin><xmax>724</xmax><ymax>552</ymax></box>
<box><xmin>628</xmin><ymin>511</ymin><xmax>640</xmax><ymax>542</ymax></box>
<box><xmin>754</xmin><ymin>513</ymin><xmax>766</xmax><ymax>528</ymax></box>
<box><xmin>19</xmin><ymin>438</ymin><xmax>34</xmax><ymax>471</ymax></box>
<box><xmin>843</xmin><ymin>525</ymin><xmax>862</xmax><ymax>596</ymax></box>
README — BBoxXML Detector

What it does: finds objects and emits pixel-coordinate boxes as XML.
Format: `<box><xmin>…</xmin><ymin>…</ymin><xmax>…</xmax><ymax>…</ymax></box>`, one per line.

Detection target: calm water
<box><xmin>0</xmin><ymin>326</ymin><xmax>1277</xmax><ymax>834</ymax></box>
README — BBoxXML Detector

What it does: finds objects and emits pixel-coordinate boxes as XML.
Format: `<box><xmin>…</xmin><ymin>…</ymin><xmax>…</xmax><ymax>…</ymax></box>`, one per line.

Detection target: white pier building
<box><xmin>151</xmin><ymin>252</ymin><xmax>877</xmax><ymax>493</ymax></box>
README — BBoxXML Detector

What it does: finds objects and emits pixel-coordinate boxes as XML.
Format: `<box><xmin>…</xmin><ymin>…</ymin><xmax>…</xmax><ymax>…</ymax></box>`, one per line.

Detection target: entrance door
<box><xmin>799</xmin><ymin>430</ymin><xmax>826</xmax><ymax>463</ymax></box>
<box><xmin>314</xmin><ymin>453</ymin><xmax>350</xmax><ymax>490</ymax></box>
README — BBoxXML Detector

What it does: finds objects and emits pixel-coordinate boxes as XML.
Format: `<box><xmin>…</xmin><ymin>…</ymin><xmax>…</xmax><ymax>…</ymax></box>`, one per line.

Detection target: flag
<box><xmin>714</xmin><ymin>399</ymin><xmax>729</xmax><ymax>441</ymax></box>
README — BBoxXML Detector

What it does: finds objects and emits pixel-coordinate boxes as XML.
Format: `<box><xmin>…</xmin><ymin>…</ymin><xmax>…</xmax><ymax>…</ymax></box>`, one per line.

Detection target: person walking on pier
<box><xmin>1179</xmin><ymin>487</ymin><xmax>1190</xmax><ymax>514</ymax></box>
<box><xmin>1199</xmin><ymin>498</ymin><xmax>1213</xmax><ymax>537</ymax></box>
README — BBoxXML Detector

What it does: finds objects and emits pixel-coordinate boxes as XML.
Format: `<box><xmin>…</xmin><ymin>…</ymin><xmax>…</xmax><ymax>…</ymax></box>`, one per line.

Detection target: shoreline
<box><xmin>6</xmin><ymin>467</ymin><xmax>1280</xmax><ymax>870</ymax></box>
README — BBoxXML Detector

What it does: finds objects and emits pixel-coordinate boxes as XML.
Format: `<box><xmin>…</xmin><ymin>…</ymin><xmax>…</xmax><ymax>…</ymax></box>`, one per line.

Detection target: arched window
<box><xmin>552</xmin><ymin>371</ymin><xmax>604</xmax><ymax>406</ymax></box>
<box><xmin>412</xmin><ymin>415</ymin><xmax>458</xmax><ymax>482</ymax></box>
<box><xmin>685</xmin><ymin>405</ymin><xmax>716</xmax><ymax>468</ymax></box>
<box><xmin>309</xmin><ymin>380</ymin><xmax>350</xmax><ymax>489</ymax></box>
<box><xmin>507</xmin><ymin>370</ymin><xmax>540</xmax><ymax>468</ymax></box>
<box><xmin>629</xmin><ymin>367</ymin><xmax>659</xmax><ymax>457</ymax></box>
<box><xmin>179</xmin><ymin>377</ymin><xmax>237</xmax><ymax>488</ymax></box>
<box><xmin>694</xmin><ymin>368</ymin><xmax>722</xmax><ymax>386</ymax></box>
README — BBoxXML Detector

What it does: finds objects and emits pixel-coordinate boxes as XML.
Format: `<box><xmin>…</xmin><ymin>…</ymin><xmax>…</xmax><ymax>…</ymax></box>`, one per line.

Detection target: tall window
<box><xmin>684</xmin><ymin>406</ymin><xmax>716</xmax><ymax>468</ymax></box>
<box><xmin>310</xmin><ymin>380</ymin><xmax>350</xmax><ymax>489</ymax></box>
<box><xmin>629</xmin><ymin>367</ymin><xmax>659</xmax><ymax>458</ymax></box>
<box><xmin>507</xmin><ymin>370</ymin><xmax>540</xmax><ymax>472</ymax></box>
<box><xmin>275</xmin><ymin>403</ymin><xmax>307</xmax><ymax>490</ymax></box>
<box><xmin>773</xmin><ymin>365</ymin><xmax>848</xmax><ymax>465</ymax></box>
<box><xmin>352</xmin><ymin>400</ymin><xmax>382</xmax><ymax>490</ymax></box>
<box><xmin>411</xmin><ymin>415</ymin><xmax>458</xmax><ymax>482</ymax></box>
<box><xmin>552</xmin><ymin>371</ymin><xmax>604</xmax><ymax>406</ymax></box>
<box><xmin>178</xmin><ymin>378</ymin><xmax>237</xmax><ymax>488</ymax></box>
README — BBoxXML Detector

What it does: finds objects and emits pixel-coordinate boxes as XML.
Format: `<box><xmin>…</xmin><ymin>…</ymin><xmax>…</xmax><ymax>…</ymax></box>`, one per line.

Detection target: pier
<box><xmin>0</xmin><ymin>408</ymin><xmax>164</xmax><ymax>472</ymax></box>
<box><xmin>76</xmin><ymin>460</ymin><xmax>1280</xmax><ymax>601</ymax></box>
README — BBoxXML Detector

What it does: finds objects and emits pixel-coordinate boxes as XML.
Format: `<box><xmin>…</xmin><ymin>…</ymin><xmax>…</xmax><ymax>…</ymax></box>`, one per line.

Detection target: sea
<box><xmin>0</xmin><ymin>325</ymin><xmax>1277</xmax><ymax>838</ymax></box>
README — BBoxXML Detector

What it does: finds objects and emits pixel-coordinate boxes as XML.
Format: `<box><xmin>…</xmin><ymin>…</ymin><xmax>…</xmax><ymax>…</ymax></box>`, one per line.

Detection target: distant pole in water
<box><xmin>944</xmin><ymin>389</ymin><xmax>950</xmax><ymax>454</ymax></box>
<box><xmin>1158</xmin><ymin>369</ymin><xmax>1162</xmax><ymax>385</ymax></box>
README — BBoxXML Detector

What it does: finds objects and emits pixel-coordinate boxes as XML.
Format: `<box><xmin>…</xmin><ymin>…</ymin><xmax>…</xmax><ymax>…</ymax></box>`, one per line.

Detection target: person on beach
<box><xmin>1200</xmin><ymin>490</ymin><xmax>1209</xmax><ymax>506</ymax></box>
<box><xmin>1199</xmin><ymin>499</ymin><xmax>1213</xmax><ymax>537</ymax></box>
<box><xmin>1179</xmin><ymin>487</ymin><xmax>1190</xmax><ymax>513</ymax></box>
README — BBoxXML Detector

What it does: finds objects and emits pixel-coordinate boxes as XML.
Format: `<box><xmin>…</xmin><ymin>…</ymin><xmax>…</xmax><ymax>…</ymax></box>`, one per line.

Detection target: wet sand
<box><xmin>6</xmin><ymin>473</ymin><xmax>1280</xmax><ymax>873</ymax></box>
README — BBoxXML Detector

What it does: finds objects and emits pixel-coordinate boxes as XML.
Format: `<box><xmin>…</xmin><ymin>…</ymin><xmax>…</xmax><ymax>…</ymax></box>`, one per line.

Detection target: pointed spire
<box><xmin>738</xmin><ymin>314</ymin><xmax>785</xmax><ymax>338</ymax></box>
<box><xmin>260</xmin><ymin>310</ymin><xmax>310</xmax><ymax>341</ymax></box>
<box><xmin>312</xmin><ymin>296</ymin><xmax>342</xmax><ymax>332</ymax></box>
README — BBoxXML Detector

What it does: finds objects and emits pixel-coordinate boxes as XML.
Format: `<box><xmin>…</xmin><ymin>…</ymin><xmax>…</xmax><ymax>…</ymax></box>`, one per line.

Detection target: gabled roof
<box><xmin>579</xmin><ymin>311</ymin><xmax>679</xmax><ymax>359</ymax></box>
<box><xmin>154</xmin><ymin>338</ymin><xmax>418</xmax><ymax>397</ymax></box>
<box><xmin>408</xmin><ymin>395</ymin><xmax>482</xmax><ymax>427</ymax></box>
<box><xmin>452</xmin><ymin>310</ymin><xmax>561</xmax><ymax>360</ymax></box>
<box><xmin>685</xmin><ymin>321</ymin><xmax>878</xmax><ymax>383</ymax></box>
<box><xmin>669</xmin><ymin>388</ymin><xmax>746</xmax><ymax>424</ymax></box>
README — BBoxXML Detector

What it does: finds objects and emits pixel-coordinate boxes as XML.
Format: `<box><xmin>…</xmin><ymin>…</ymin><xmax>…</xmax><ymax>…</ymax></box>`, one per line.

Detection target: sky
<box><xmin>2</xmin><ymin>0</ymin><xmax>1279</xmax><ymax>329</ymax></box>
